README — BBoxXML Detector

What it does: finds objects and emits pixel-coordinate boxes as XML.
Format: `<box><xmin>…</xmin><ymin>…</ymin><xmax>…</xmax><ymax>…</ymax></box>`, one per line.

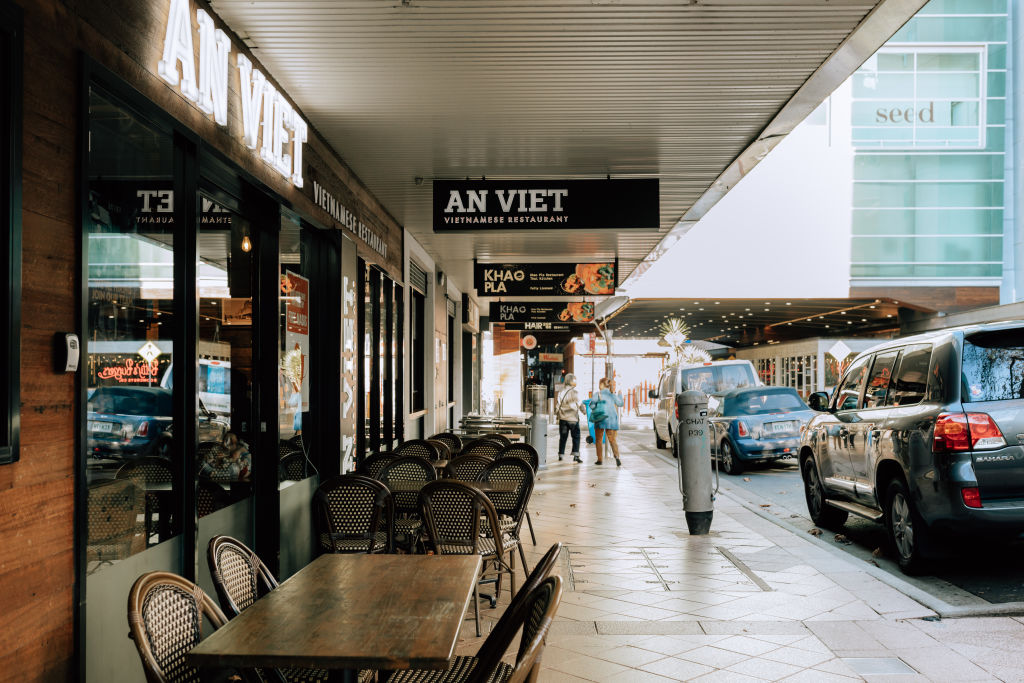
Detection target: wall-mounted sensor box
<box><xmin>54</xmin><ymin>332</ymin><xmax>80</xmax><ymax>373</ymax></box>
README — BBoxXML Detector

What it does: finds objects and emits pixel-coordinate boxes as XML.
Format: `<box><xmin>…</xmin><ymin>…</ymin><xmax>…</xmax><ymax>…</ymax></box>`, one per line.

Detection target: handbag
<box><xmin>589</xmin><ymin>396</ymin><xmax>608</xmax><ymax>423</ymax></box>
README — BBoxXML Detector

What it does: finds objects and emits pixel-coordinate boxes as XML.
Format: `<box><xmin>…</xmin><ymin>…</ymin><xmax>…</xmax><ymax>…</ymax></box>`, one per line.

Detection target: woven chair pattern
<box><xmin>211</xmin><ymin>542</ymin><xmax>262</xmax><ymax>614</ymax></box>
<box><xmin>420</xmin><ymin>484</ymin><xmax>479</xmax><ymax>554</ymax></box>
<box><xmin>508</xmin><ymin>577</ymin><xmax>562</xmax><ymax>683</ymax></box>
<box><xmin>116</xmin><ymin>457</ymin><xmax>173</xmax><ymax>545</ymax></box>
<box><xmin>279</xmin><ymin>451</ymin><xmax>307</xmax><ymax>481</ymax></box>
<box><xmin>279</xmin><ymin>441</ymin><xmax>301</xmax><ymax>459</ymax></box>
<box><xmin>138</xmin><ymin>583</ymin><xmax>207</xmax><ymax>682</ymax></box>
<box><xmin>197</xmin><ymin>478</ymin><xmax>230</xmax><ymax>518</ymax></box>
<box><xmin>393</xmin><ymin>439</ymin><xmax>441</xmax><ymax>461</ymax></box>
<box><xmin>379</xmin><ymin>456</ymin><xmax>437</xmax><ymax>514</ymax></box>
<box><xmin>444</xmin><ymin>455</ymin><xmax>492</xmax><ymax>481</ymax></box>
<box><xmin>360</xmin><ymin>452</ymin><xmax>396</xmax><ymax>479</ymax></box>
<box><xmin>494</xmin><ymin>444</ymin><xmax>539</xmax><ymax>473</ymax></box>
<box><xmin>386</xmin><ymin>659</ymin><xmax>511</xmax><ymax>683</ymax></box>
<box><xmin>482</xmin><ymin>434</ymin><xmax>512</xmax><ymax>447</ymax></box>
<box><xmin>87</xmin><ymin>479</ymin><xmax>144</xmax><ymax>565</ymax></box>
<box><xmin>460</xmin><ymin>440</ymin><xmax>503</xmax><ymax>459</ymax></box>
<box><xmin>478</xmin><ymin>460</ymin><xmax>532</xmax><ymax>523</ymax></box>
<box><xmin>315</xmin><ymin>475</ymin><xmax>393</xmax><ymax>554</ymax></box>
<box><xmin>427</xmin><ymin>432</ymin><xmax>463</xmax><ymax>456</ymax></box>
<box><xmin>426</xmin><ymin>439</ymin><xmax>452</xmax><ymax>461</ymax></box>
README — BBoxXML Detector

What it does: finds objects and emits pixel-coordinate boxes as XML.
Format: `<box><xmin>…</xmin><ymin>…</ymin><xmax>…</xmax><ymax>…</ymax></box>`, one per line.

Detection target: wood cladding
<box><xmin>2</xmin><ymin>0</ymin><xmax>406</xmax><ymax>678</ymax></box>
<box><xmin>849</xmin><ymin>286</ymin><xmax>999</xmax><ymax>314</ymax></box>
<box><xmin>491</xmin><ymin>323</ymin><xmax>521</xmax><ymax>356</ymax></box>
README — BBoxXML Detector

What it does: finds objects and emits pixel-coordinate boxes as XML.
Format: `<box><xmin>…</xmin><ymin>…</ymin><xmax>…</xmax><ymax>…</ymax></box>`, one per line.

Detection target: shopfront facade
<box><xmin>0</xmin><ymin>0</ymin><xmax>403</xmax><ymax>679</ymax></box>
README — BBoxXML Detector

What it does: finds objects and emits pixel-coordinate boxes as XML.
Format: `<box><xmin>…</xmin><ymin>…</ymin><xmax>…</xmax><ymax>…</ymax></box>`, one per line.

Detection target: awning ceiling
<box><xmin>212</xmin><ymin>0</ymin><xmax>927</xmax><ymax>297</ymax></box>
<box><xmin>602</xmin><ymin>297</ymin><xmax>930</xmax><ymax>346</ymax></box>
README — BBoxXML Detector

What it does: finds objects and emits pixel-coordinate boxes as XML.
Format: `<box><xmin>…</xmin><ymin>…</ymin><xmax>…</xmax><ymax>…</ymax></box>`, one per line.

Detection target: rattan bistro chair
<box><xmin>378</xmin><ymin>455</ymin><xmax>437</xmax><ymax>551</ymax></box>
<box><xmin>393</xmin><ymin>439</ymin><xmax>441</xmax><ymax>461</ymax></box>
<box><xmin>207</xmin><ymin>536</ymin><xmax>330</xmax><ymax>683</ymax></box>
<box><xmin>444</xmin><ymin>455</ymin><xmax>493</xmax><ymax>481</ymax></box>
<box><xmin>428</xmin><ymin>432</ymin><xmax>463</xmax><ymax>457</ymax></box>
<box><xmin>358</xmin><ymin>452</ymin><xmax>396</xmax><ymax>479</ymax></box>
<box><xmin>127</xmin><ymin>570</ymin><xmax>241</xmax><ymax>683</ymax></box>
<box><xmin>385</xmin><ymin>574</ymin><xmax>564</xmax><ymax>683</ymax></box>
<box><xmin>116</xmin><ymin>456</ymin><xmax>174</xmax><ymax>545</ymax></box>
<box><xmin>426</xmin><ymin>438</ymin><xmax>453</xmax><ymax>461</ymax></box>
<box><xmin>494</xmin><ymin>445</ymin><xmax>540</xmax><ymax>546</ymax></box>
<box><xmin>87</xmin><ymin>478</ymin><xmax>145</xmax><ymax>572</ymax></box>
<box><xmin>418</xmin><ymin>480</ymin><xmax>517</xmax><ymax>637</ymax></box>
<box><xmin>314</xmin><ymin>475</ymin><xmax>394</xmax><ymax>554</ymax></box>
<box><xmin>477</xmin><ymin>458</ymin><xmax>534</xmax><ymax>575</ymax></box>
<box><xmin>459</xmin><ymin>439</ymin><xmax>503</xmax><ymax>459</ymax></box>
<box><xmin>482</xmin><ymin>433</ymin><xmax>512</xmax><ymax>447</ymax></box>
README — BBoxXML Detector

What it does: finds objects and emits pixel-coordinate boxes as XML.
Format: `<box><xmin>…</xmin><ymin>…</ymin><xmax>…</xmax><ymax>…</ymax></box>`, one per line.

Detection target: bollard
<box><xmin>675</xmin><ymin>390</ymin><xmax>714</xmax><ymax>534</ymax></box>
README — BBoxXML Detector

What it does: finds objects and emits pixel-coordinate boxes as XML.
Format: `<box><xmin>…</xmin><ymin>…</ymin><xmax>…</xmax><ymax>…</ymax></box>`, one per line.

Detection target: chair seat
<box><xmin>394</xmin><ymin>517</ymin><xmax>423</xmax><ymax>533</ymax></box>
<box><xmin>386</xmin><ymin>656</ymin><xmax>512</xmax><ymax>683</ymax></box>
<box><xmin>320</xmin><ymin>531</ymin><xmax>388</xmax><ymax>553</ymax></box>
<box><xmin>278</xmin><ymin>667</ymin><xmax>331</xmax><ymax>682</ymax></box>
<box><xmin>440</xmin><ymin>534</ymin><xmax>517</xmax><ymax>556</ymax></box>
<box><xmin>480</xmin><ymin>515</ymin><xmax>516</xmax><ymax>536</ymax></box>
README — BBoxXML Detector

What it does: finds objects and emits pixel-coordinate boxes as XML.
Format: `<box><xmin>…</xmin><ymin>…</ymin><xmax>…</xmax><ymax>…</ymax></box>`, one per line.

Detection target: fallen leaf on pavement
<box><xmin>743</xmin><ymin>477</ymin><xmax>751</xmax><ymax>482</ymax></box>
<box><xmin>872</xmin><ymin>547</ymin><xmax>884</xmax><ymax>558</ymax></box>
<box><xmin>604</xmin><ymin>492</ymin><xmax>611</xmax><ymax>496</ymax></box>
<box><xmin>834</xmin><ymin>534</ymin><xmax>852</xmax><ymax>545</ymax></box>
<box><xmin>759</xmin><ymin>503</ymin><xmax>771</xmax><ymax>508</ymax></box>
<box><xmin>790</xmin><ymin>514</ymin><xmax>799</xmax><ymax>518</ymax></box>
<box><xmin>588</xmin><ymin>483</ymin><xmax>597</xmax><ymax>488</ymax></box>
<box><xmin>869</xmin><ymin>559</ymin><xmax>880</xmax><ymax>567</ymax></box>
<box><xmin>809</xmin><ymin>528</ymin><xmax>823</xmax><ymax>536</ymax></box>
<box><xmin>648</xmin><ymin>535</ymin><xmax>655</xmax><ymax>539</ymax></box>
<box><xmin>569</xmin><ymin>504</ymin><xmax>576</xmax><ymax>508</ymax></box>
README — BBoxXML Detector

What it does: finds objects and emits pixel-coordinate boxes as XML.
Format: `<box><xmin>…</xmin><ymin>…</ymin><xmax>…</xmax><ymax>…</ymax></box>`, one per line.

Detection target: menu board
<box><xmin>489</xmin><ymin>301</ymin><xmax>595</xmax><ymax>325</ymax></box>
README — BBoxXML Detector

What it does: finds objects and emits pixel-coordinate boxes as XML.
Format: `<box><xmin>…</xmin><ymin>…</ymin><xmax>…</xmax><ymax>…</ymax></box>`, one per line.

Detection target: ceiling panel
<box><xmin>211</xmin><ymin>0</ymin><xmax>921</xmax><ymax>294</ymax></box>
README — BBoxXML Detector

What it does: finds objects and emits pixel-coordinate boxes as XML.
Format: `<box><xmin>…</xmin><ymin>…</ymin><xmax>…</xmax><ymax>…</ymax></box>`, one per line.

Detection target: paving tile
<box><xmin>596</xmin><ymin>620</ymin><xmax>705</xmax><ymax>635</ymax></box>
<box><xmin>761</xmin><ymin>646</ymin><xmax>834</xmax><ymax>669</ymax></box>
<box><xmin>677</xmin><ymin>645</ymin><xmax>751</xmax><ymax>669</ymax></box>
<box><xmin>699</xmin><ymin>621</ymin><xmax>810</xmax><ymax>635</ymax></box>
<box><xmin>595</xmin><ymin>645</ymin><xmax>672</xmax><ymax>668</ymax></box>
<box><xmin>714</xmin><ymin>635</ymin><xmax>782</xmax><ymax>657</ymax></box>
<box><xmin>727</xmin><ymin>657</ymin><xmax>804</xmax><ymax>681</ymax></box>
<box><xmin>639</xmin><ymin>656</ymin><xmax>716</xmax><ymax>681</ymax></box>
<box><xmin>603</xmin><ymin>669</ymin><xmax>681</xmax><ymax>683</ymax></box>
<box><xmin>690</xmin><ymin>669</ymin><xmax>766</xmax><ymax>682</ymax></box>
<box><xmin>544</xmin><ymin>653</ymin><xmax>631</xmax><ymax>681</ymax></box>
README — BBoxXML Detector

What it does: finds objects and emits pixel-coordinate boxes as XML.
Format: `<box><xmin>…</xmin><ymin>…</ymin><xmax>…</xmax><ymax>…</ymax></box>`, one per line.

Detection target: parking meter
<box><xmin>675</xmin><ymin>390</ymin><xmax>714</xmax><ymax>534</ymax></box>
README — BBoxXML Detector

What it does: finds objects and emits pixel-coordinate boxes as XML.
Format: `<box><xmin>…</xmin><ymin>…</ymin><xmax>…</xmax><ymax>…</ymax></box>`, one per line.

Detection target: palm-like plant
<box><xmin>659</xmin><ymin>318</ymin><xmax>691</xmax><ymax>365</ymax></box>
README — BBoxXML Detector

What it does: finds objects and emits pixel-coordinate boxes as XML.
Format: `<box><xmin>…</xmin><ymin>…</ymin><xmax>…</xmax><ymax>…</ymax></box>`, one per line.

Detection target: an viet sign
<box><xmin>434</xmin><ymin>179</ymin><xmax>659</xmax><ymax>231</ymax></box>
<box><xmin>475</xmin><ymin>262</ymin><xmax>615</xmax><ymax>296</ymax></box>
<box><xmin>490</xmin><ymin>302</ymin><xmax>595</xmax><ymax>325</ymax></box>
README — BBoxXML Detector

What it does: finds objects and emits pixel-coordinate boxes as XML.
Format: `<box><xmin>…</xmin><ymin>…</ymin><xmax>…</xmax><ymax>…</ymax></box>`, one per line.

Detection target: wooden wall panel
<box><xmin>850</xmin><ymin>286</ymin><xmax>1000</xmax><ymax>314</ymax></box>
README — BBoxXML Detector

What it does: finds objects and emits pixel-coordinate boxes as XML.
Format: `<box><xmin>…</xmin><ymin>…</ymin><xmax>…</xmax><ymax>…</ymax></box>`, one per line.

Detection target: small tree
<box><xmin>658</xmin><ymin>318</ymin><xmax>691</xmax><ymax>365</ymax></box>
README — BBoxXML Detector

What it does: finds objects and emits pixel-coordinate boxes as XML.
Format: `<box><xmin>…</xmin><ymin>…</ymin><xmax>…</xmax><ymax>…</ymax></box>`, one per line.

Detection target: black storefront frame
<box><xmin>75</xmin><ymin>57</ymin><xmax>345</xmax><ymax>676</ymax></box>
<box><xmin>0</xmin><ymin>0</ymin><xmax>22</xmax><ymax>467</ymax></box>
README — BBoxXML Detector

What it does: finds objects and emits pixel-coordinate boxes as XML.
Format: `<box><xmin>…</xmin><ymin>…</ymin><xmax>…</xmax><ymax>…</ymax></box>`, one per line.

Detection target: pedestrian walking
<box><xmin>555</xmin><ymin>373</ymin><xmax>586</xmax><ymax>463</ymax></box>
<box><xmin>592</xmin><ymin>377</ymin><xmax>625</xmax><ymax>467</ymax></box>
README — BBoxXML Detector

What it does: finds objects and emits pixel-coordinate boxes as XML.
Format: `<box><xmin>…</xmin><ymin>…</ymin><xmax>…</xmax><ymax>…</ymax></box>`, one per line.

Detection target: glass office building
<box><xmin>850</xmin><ymin>1</ymin><xmax>1011</xmax><ymax>289</ymax></box>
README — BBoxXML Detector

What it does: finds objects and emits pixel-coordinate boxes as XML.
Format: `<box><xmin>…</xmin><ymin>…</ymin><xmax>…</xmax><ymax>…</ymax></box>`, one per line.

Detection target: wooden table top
<box><xmin>189</xmin><ymin>554</ymin><xmax>482</xmax><ymax>672</ymax></box>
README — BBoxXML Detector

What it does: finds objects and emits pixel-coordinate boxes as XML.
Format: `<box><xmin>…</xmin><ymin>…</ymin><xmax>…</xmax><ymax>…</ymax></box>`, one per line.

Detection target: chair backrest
<box><xmin>460</xmin><ymin>439</ymin><xmax>503</xmax><ymax>459</ymax></box>
<box><xmin>425</xmin><ymin>438</ymin><xmax>452</xmax><ymax>461</ymax></box>
<box><xmin>444</xmin><ymin>455</ymin><xmax>493</xmax><ymax>481</ymax></box>
<box><xmin>469</xmin><ymin>576</ymin><xmax>564</xmax><ymax>683</ymax></box>
<box><xmin>393</xmin><ymin>439</ymin><xmax>441</xmax><ymax>461</ymax></box>
<box><xmin>482</xmin><ymin>433</ymin><xmax>512</xmax><ymax>447</ymax></box>
<box><xmin>197</xmin><ymin>478</ymin><xmax>231</xmax><ymax>518</ymax></box>
<box><xmin>278</xmin><ymin>450</ymin><xmax>308</xmax><ymax>482</ymax></box>
<box><xmin>314</xmin><ymin>474</ymin><xmax>394</xmax><ymax>554</ymax></box>
<box><xmin>428</xmin><ymin>431</ymin><xmax>463</xmax><ymax>455</ymax></box>
<box><xmin>379</xmin><ymin>455</ymin><xmax>437</xmax><ymax>514</ymax></box>
<box><xmin>87</xmin><ymin>478</ymin><xmax>145</xmax><ymax>560</ymax></box>
<box><xmin>207</xmin><ymin>535</ymin><xmax>279</xmax><ymax>619</ymax></box>
<box><xmin>495</xmin><ymin>443</ymin><xmax>539</xmax><ymax>472</ymax></box>
<box><xmin>127</xmin><ymin>570</ymin><xmax>231</xmax><ymax>683</ymax></box>
<box><xmin>287</xmin><ymin>433</ymin><xmax>306</xmax><ymax>453</ymax></box>
<box><xmin>478</xmin><ymin>458</ymin><xmax>535</xmax><ymax>526</ymax></box>
<box><xmin>418</xmin><ymin>480</ymin><xmax>503</xmax><ymax>561</ymax></box>
<box><xmin>278</xmin><ymin>440</ymin><xmax>300</xmax><ymax>459</ymax></box>
<box><xmin>358</xmin><ymin>452</ymin><xmax>396</xmax><ymax>479</ymax></box>
<box><xmin>115</xmin><ymin>456</ymin><xmax>173</xmax><ymax>485</ymax></box>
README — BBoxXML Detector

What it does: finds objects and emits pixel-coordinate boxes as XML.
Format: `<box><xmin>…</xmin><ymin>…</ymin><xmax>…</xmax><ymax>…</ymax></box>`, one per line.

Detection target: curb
<box><xmin>645</xmin><ymin>446</ymin><xmax>1024</xmax><ymax>619</ymax></box>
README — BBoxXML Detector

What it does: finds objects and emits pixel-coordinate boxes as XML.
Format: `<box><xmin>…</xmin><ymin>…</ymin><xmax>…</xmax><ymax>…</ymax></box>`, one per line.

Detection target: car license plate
<box><xmin>89</xmin><ymin>421</ymin><xmax>114</xmax><ymax>433</ymax></box>
<box><xmin>766</xmin><ymin>420</ymin><xmax>796</xmax><ymax>434</ymax></box>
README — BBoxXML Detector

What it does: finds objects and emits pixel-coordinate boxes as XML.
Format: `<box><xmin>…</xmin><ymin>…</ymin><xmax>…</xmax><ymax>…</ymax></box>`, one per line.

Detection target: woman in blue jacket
<box><xmin>593</xmin><ymin>377</ymin><xmax>625</xmax><ymax>466</ymax></box>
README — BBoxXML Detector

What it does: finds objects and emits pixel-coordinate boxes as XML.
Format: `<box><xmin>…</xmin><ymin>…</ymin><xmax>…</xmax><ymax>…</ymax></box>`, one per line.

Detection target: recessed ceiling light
<box><xmin>714</xmin><ymin>301</ymin><xmax>720</xmax><ymax>304</ymax></box>
<box><xmin>764</xmin><ymin>308</ymin><xmax>770</xmax><ymax>312</ymax></box>
<box><xmin>786</xmin><ymin>302</ymin><xmax>791</xmax><ymax>306</ymax></box>
<box><xmin>699</xmin><ymin>308</ymin><xmax>704</xmax><ymax>311</ymax></box>
<box><xmin>869</xmin><ymin>305</ymin><xmax>876</xmax><ymax>309</ymax></box>
<box><xmin>861</xmin><ymin>318</ymin><xmax>867</xmax><ymax>322</ymax></box>
<box><xmin>825</xmin><ymin>325</ymin><xmax>830</xmax><ymax>328</ymax></box>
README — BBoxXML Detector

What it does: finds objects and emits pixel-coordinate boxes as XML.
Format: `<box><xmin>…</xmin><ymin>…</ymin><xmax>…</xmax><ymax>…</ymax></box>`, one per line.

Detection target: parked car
<box><xmin>87</xmin><ymin>386</ymin><xmax>228</xmax><ymax>459</ymax></box>
<box><xmin>650</xmin><ymin>359</ymin><xmax>762</xmax><ymax>455</ymax></box>
<box><xmin>707</xmin><ymin>386</ymin><xmax>815</xmax><ymax>475</ymax></box>
<box><xmin>799</xmin><ymin>321</ymin><xmax>1024</xmax><ymax>574</ymax></box>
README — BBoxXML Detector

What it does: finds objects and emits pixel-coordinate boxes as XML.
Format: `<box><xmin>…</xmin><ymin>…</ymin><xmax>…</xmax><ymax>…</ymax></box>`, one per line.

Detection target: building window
<box><xmin>0</xmin><ymin>2</ymin><xmax>21</xmax><ymax>465</ymax></box>
<box><xmin>852</xmin><ymin>46</ymin><xmax>986</xmax><ymax>150</ymax></box>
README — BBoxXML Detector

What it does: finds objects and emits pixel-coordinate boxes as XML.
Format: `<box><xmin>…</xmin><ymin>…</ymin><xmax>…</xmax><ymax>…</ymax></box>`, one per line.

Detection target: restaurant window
<box><xmin>447</xmin><ymin>300</ymin><xmax>456</xmax><ymax>428</ymax></box>
<box><xmin>0</xmin><ymin>1</ymin><xmax>21</xmax><ymax>466</ymax></box>
<box><xmin>85</xmin><ymin>87</ymin><xmax>178</xmax><ymax>566</ymax></box>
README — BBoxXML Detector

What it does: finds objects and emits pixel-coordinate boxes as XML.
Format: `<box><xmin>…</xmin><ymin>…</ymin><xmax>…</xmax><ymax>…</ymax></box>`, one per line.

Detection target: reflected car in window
<box><xmin>708</xmin><ymin>386</ymin><xmax>815</xmax><ymax>475</ymax></box>
<box><xmin>87</xmin><ymin>386</ymin><xmax>227</xmax><ymax>459</ymax></box>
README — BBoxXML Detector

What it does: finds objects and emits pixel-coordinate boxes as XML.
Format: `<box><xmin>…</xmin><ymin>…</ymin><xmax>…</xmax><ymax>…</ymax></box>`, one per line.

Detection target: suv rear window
<box><xmin>679</xmin><ymin>365</ymin><xmax>757</xmax><ymax>394</ymax></box>
<box><xmin>962</xmin><ymin>330</ymin><xmax>1024</xmax><ymax>403</ymax></box>
<box><xmin>888</xmin><ymin>344</ymin><xmax>931</xmax><ymax>406</ymax></box>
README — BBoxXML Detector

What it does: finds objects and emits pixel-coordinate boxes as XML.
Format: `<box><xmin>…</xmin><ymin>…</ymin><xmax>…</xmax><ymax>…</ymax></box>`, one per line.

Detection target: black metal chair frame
<box><xmin>314</xmin><ymin>474</ymin><xmax>395</xmax><ymax>554</ymax></box>
<box><xmin>495</xmin><ymin>444</ymin><xmax>540</xmax><ymax>546</ymax></box>
<box><xmin>444</xmin><ymin>454</ymin><xmax>494</xmax><ymax>481</ymax></box>
<box><xmin>477</xmin><ymin>458</ymin><xmax>534</xmax><ymax>578</ymax></box>
<box><xmin>358</xmin><ymin>451</ymin><xmax>397</xmax><ymax>479</ymax></box>
<box><xmin>427</xmin><ymin>431</ymin><xmax>464</xmax><ymax>457</ymax></box>
<box><xmin>393</xmin><ymin>438</ymin><xmax>441</xmax><ymax>461</ymax></box>
<box><xmin>378</xmin><ymin>455</ymin><xmax>438</xmax><ymax>553</ymax></box>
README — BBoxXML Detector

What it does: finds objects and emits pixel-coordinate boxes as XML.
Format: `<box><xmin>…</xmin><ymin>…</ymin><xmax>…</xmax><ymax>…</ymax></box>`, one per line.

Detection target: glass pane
<box><xmin>836</xmin><ymin>357</ymin><xmax>870</xmax><ymax>411</ymax></box>
<box><xmin>279</xmin><ymin>218</ymin><xmax>315</xmax><ymax>482</ymax></box>
<box><xmin>863</xmin><ymin>351</ymin><xmax>899</xmax><ymax>409</ymax></box>
<box><xmin>889</xmin><ymin>345</ymin><xmax>932</xmax><ymax>406</ymax></box>
<box><xmin>195</xmin><ymin>195</ymin><xmax>255</xmax><ymax>504</ymax></box>
<box><xmin>86</xmin><ymin>89</ymin><xmax>176</xmax><ymax>568</ymax></box>
<box><xmin>962</xmin><ymin>331</ymin><xmax>1024</xmax><ymax>402</ymax></box>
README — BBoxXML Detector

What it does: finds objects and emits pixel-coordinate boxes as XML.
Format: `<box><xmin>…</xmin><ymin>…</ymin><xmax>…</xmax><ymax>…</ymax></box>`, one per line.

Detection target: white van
<box><xmin>650</xmin><ymin>360</ymin><xmax>762</xmax><ymax>456</ymax></box>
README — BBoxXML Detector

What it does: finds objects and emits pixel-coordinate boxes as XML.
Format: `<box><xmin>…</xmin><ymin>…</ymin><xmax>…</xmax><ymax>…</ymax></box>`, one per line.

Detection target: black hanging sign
<box><xmin>475</xmin><ymin>262</ymin><xmax>615</xmax><ymax>296</ymax></box>
<box><xmin>434</xmin><ymin>179</ymin><xmax>659</xmax><ymax>231</ymax></box>
<box><xmin>489</xmin><ymin>301</ymin><xmax>595</xmax><ymax>325</ymax></box>
<box><xmin>501</xmin><ymin>322</ymin><xmax>573</xmax><ymax>332</ymax></box>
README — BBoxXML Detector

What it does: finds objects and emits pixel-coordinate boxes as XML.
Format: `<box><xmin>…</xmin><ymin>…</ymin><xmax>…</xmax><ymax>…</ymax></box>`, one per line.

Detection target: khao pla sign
<box><xmin>434</xmin><ymin>179</ymin><xmax>659</xmax><ymax>231</ymax></box>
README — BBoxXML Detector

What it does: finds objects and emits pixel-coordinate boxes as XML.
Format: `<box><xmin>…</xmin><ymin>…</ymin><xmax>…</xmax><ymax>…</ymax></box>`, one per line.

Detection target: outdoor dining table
<box><xmin>188</xmin><ymin>553</ymin><xmax>482</xmax><ymax>682</ymax></box>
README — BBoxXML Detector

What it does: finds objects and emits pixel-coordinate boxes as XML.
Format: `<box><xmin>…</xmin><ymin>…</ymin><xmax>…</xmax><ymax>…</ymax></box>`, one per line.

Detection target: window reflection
<box><xmin>279</xmin><ymin>218</ymin><xmax>314</xmax><ymax>484</ymax></box>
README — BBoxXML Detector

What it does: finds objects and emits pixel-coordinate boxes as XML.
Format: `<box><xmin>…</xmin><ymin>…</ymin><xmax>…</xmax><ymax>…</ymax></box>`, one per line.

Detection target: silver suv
<box><xmin>800</xmin><ymin>322</ymin><xmax>1024</xmax><ymax>574</ymax></box>
<box><xmin>649</xmin><ymin>360</ymin><xmax>761</xmax><ymax>456</ymax></box>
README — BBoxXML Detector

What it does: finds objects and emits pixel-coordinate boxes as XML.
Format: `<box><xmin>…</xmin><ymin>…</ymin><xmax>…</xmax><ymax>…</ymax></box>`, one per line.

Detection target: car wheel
<box><xmin>721</xmin><ymin>440</ymin><xmax>743</xmax><ymax>475</ymax></box>
<box><xmin>654</xmin><ymin>420</ymin><xmax>667</xmax><ymax>449</ymax></box>
<box><xmin>884</xmin><ymin>478</ymin><xmax>930</xmax><ymax>575</ymax></box>
<box><xmin>801</xmin><ymin>457</ymin><xmax>848</xmax><ymax>529</ymax></box>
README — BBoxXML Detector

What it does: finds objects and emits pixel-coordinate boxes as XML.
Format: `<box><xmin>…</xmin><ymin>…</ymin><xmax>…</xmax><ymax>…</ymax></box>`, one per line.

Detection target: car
<box><xmin>798</xmin><ymin>321</ymin><xmax>1024</xmax><ymax>574</ymax></box>
<box><xmin>650</xmin><ymin>359</ymin><xmax>762</xmax><ymax>456</ymax></box>
<box><xmin>706</xmin><ymin>386</ymin><xmax>815</xmax><ymax>475</ymax></box>
<box><xmin>87</xmin><ymin>386</ymin><xmax>228</xmax><ymax>459</ymax></box>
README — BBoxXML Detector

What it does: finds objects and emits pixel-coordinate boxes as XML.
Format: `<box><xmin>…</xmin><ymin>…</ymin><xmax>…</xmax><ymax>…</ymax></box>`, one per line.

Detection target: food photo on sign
<box><xmin>562</xmin><ymin>263</ymin><xmax>615</xmax><ymax>295</ymax></box>
<box><xmin>557</xmin><ymin>302</ymin><xmax>595</xmax><ymax>322</ymax></box>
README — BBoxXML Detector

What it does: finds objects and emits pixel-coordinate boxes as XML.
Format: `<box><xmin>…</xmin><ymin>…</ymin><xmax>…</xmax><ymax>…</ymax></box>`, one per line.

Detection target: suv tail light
<box><xmin>675</xmin><ymin>404</ymin><xmax>680</xmax><ymax>419</ymax></box>
<box><xmin>933</xmin><ymin>412</ymin><xmax>1006</xmax><ymax>452</ymax></box>
<box><xmin>736</xmin><ymin>421</ymin><xmax>749</xmax><ymax>437</ymax></box>
<box><xmin>136</xmin><ymin>421</ymin><xmax>149</xmax><ymax>437</ymax></box>
<box><xmin>961</xmin><ymin>487</ymin><xmax>982</xmax><ymax>509</ymax></box>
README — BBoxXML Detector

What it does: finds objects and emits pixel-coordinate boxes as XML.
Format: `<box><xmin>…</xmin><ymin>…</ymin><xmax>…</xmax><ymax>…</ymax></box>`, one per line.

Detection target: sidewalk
<box><xmin>452</xmin><ymin>416</ymin><xmax>1024</xmax><ymax>682</ymax></box>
